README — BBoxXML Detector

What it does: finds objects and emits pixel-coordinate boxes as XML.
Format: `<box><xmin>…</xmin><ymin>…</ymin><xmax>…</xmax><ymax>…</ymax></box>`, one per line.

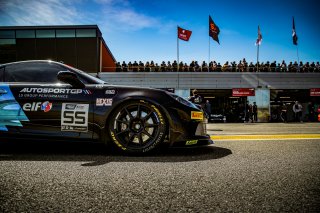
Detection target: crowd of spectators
<box><xmin>115</xmin><ymin>58</ymin><xmax>320</xmax><ymax>72</ymax></box>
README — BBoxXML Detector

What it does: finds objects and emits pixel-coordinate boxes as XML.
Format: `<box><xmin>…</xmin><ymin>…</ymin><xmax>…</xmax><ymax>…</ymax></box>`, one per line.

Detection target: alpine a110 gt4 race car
<box><xmin>0</xmin><ymin>60</ymin><xmax>212</xmax><ymax>153</ymax></box>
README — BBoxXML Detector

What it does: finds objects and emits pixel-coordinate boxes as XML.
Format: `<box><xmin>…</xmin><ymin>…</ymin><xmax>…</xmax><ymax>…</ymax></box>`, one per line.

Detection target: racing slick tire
<box><xmin>108</xmin><ymin>100</ymin><xmax>167</xmax><ymax>153</ymax></box>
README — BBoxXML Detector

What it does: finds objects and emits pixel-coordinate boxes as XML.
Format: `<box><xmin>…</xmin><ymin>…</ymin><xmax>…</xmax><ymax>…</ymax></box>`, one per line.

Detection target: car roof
<box><xmin>0</xmin><ymin>60</ymin><xmax>63</xmax><ymax>67</ymax></box>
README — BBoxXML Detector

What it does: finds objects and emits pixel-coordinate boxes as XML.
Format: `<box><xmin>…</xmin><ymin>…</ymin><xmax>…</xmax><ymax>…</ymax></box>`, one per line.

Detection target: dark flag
<box><xmin>255</xmin><ymin>25</ymin><xmax>262</xmax><ymax>46</ymax></box>
<box><xmin>209</xmin><ymin>15</ymin><xmax>220</xmax><ymax>44</ymax></box>
<box><xmin>178</xmin><ymin>26</ymin><xmax>192</xmax><ymax>41</ymax></box>
<box><xmin>292</xmin><ymin>17</ymin><xmax>298</xmax><ymax>45</ymax></box>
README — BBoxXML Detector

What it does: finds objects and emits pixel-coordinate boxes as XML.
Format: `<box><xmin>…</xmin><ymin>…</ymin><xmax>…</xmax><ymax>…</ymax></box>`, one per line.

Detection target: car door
<box><xmin>2</xmin><ymin>61</ymin><xmax>94</xmax><ymax>139</ymax></box>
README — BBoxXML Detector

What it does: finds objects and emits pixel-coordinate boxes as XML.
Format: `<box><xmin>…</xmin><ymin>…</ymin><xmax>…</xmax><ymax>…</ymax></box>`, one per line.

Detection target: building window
<box><xmin>0</xmin><ymin>39</ymin><xmax>16</xmax><ymax>63</ymax></box>
<box><xmin>76</xmin><ymin>29</ymin><xmax>96</xmax><ymax>37</ymax></box>
<box><xmin>0</xmin><ymin>39</ymin><xmax>16</xmax><ymax>45</ymax></box>
<box><xmin>36</xmin><ymin>30</ymin><xmax>55</xmax><ymax>38</ymax></box>
<box><xmin>0</xmin><ymin>30</ymin><xmax>15</xmax><ymax>38</ymax></box>
<box><xmin>56</xmin><ymin>29</ymin><xmax>75</xmax><ymax>38</ymax></box>
<box><xmin>16</xmin><ymin>30</ymin><xmax>35</xmax><ymax>38</ymax></box>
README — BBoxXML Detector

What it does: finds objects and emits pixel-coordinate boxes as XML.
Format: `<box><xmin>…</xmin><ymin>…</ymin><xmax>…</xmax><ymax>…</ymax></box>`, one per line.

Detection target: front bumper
<box><xmin>171</xmin><ymin>135</ymin><xmax>213</xmax><ymax>147</ymax></box>
<box><xmin>169</xmin><ymin>117</ymin><xmax>213</xmax><ymax>147</ymax></box>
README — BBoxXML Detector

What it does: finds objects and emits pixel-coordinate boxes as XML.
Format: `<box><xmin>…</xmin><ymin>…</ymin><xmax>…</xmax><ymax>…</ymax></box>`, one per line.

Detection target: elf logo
<box><xmin>23</xmin><ymin>101</ymin><xmax>53</xmax><ymax>112</ymax></box>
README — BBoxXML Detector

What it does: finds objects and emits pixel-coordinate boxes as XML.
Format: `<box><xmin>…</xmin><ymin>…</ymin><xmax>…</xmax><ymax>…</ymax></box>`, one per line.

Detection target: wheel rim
<box><xmin>112</xmin><ymin>103</ymin><xmax>161</xmax><ymax>149</ymax></box>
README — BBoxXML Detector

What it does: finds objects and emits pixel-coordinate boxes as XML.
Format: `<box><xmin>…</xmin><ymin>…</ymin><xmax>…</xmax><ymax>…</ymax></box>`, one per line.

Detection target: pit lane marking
<box><xmin>210</xmin><ymin>134</ymin><xmax>320</xmax><ymax>141</ymax></box>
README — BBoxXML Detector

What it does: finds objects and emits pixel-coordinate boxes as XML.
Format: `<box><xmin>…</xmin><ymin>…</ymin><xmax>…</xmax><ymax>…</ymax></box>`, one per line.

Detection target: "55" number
<box><xmin>61</xmin><ymin>103</ymin><xmax>89</xmax><ymax>132</ymax></box>
<box><xmin>63</xmin><ymin>111</ymin><xmax>86</xmax><ymax>124</ymax></box>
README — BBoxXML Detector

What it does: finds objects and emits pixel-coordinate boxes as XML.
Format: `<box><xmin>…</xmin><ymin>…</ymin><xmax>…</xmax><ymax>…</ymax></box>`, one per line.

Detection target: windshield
<box><xmin>64</xmin><ymin>64</ymin><xmax>106</xmax><ymax>84</ymax></box>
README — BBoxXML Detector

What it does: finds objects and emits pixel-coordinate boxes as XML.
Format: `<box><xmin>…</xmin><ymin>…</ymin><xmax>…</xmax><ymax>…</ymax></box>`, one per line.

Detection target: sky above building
<box><xmin>0</xmin><ymin>0</ymin><xmax>319</xmax><ymax>64</ymax></box>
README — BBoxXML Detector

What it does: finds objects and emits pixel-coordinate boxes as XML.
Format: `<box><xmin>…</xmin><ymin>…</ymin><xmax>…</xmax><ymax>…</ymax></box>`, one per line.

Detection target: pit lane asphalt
<box><xmin>0</xmin><ymin>123</ymin><xmax>320</xmax><ymax>212</ymax></box>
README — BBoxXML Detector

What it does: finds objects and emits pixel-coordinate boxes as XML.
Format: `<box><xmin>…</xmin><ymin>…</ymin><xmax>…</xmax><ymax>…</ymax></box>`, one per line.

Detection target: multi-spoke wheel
<box><xmin>109</xmin><ymin>101</ymin><xmax>166</xmax><ymax>153</ymax></box>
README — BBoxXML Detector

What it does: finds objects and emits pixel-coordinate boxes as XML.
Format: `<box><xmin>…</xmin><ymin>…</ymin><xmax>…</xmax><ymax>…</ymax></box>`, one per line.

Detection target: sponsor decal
<box><xmin>20</xmin><ymin>88</ymin><xmax>83</xmax><ymax>94</ymax></box>
<box><xmin>61</xmin><ymin>103</ymin><xmax>89</xmax><ymax>132</ymax></box>
<box><xmin>65</xmin><ymin>103</ymin><xmax>76</xmax><ymax>110</ymax></box>
<box><xmin>191</xmin><ymin>111</ymin><xmax>203</xmax><ymax>120</ymax></box>
<box><xmin>23</xmin><ymin>101</ymin><xmax>53</xmax><ymax>112</ymax></box>
<box><xmin>232</xmin><ymin>88</ymin><xmax>255</xmax><ymax>97</ymax></box>
<box><xmin>83</xmin><ymin>90</ymin><xmax>92</xmax><ymax>95</ymax></box>
<box><xmin>96</xmin><ymin>98</ymin><xmax>113</xmax><ymax>106</ymax></box>
<box><xmin>310</xmin><ymin>88</ymin><xmax>320</xmax><ymax>96</ymax></box>
<box><xmin>41</xmin><ymin>101</ymin><xmax>53</xmax><ymax>112</ymax></box>
<box><xmin>0</xmin><ymin>88</ymin><xmax>7</xmax><ymax>96</ymax></box>
<box><xmin>0</xmin><ymin>85</ymin><xmax>29</xmax><ymax>131</ymax></box>
<box><xmin>105</xmin><ymin>89</ymin><xmax>116</xmax><ymax>95</ymax></box>
<box><xmin>18</xmin><ymin>88</ymin><xmax>92</xmax><ymax>99</ymax></box>
<box><xmin>19</xmin><ymin>94</ymin><xmax>68</xmax><ymax>99</ymax></box>
<box><xmin>186</xmin><ymin>140</ymin><xmax>198</xmax><ymax>146</ymax></box>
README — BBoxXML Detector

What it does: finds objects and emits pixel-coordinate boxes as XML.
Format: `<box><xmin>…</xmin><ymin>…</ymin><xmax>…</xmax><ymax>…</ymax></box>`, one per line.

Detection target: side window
<box><xmin>0</xmin><ymin>67</ymin><xmax>4</xmax><ymax>82</ymax></box>
<box><xmin>4</xmin><ymin>62</ymin><xmax>64</xmax><ymax>83</ymax></box>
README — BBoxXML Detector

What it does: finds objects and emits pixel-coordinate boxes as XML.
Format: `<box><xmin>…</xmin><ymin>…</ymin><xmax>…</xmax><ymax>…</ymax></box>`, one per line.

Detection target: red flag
<box><xmin>255</xmin><ymin>25</ymin><xmax>262</xmax><ymax>46</ymax></box>
<box><xmin>209</xmin><ymin>15</ymin><xmax>220</xmax><ymax>44</ymax></box>
<box><xmin>178</xmin><ymin>26</ymin><xmax>192</xmax><ymax>41</ymax></box>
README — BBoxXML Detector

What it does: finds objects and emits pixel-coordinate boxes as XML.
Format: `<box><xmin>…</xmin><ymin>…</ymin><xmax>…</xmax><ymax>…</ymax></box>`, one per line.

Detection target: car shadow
<box><xmin>0</xmin><ymin>141</ymin><xmax>232</xmax><ymax>166</ymax></box>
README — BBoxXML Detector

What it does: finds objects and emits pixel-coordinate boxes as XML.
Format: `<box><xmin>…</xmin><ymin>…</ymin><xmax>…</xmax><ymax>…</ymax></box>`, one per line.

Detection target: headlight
<box><xmin>167</xmin><ymin>93</ymin><xmax>198</xmax><ymax>108</ymax></box>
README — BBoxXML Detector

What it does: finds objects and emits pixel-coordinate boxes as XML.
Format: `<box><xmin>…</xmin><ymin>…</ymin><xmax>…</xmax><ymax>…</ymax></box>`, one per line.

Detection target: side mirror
<box><xmin>57</xmin><ymin>71</ymin><xmax>85</xmax><ymax>88</ymax></box>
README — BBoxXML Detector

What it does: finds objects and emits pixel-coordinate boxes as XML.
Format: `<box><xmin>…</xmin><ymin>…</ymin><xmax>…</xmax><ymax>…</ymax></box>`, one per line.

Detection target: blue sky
<box><xmin>0</xmin><ymin>0</ymin><xmax>319</xmax><ymax>64</ymax></box>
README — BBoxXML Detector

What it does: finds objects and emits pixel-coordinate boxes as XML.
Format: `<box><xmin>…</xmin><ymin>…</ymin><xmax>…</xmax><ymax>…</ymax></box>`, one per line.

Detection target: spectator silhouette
<box><xmin>122</xmin><ymin>61</ymin><xmax>128</xmax><ymax>72</ymax></box>
<box><xmin>115</xmin><ymin>60</ymin><xmax>319</xmax><ymax>73</ymax></box>
<box><xmin>133</xmin><ymin>61</ymin><xmax>139</xmax><ymax>72</ymax></box>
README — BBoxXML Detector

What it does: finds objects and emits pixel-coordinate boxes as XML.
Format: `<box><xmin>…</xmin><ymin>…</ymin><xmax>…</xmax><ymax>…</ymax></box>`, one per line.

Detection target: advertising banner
<box><xmin>232</xmin><ymin>88</ymin><xmax>255</xmax><ymax>97</ymax></box>
<box><xmin>310</xmin><ymin>88</ymin><xmax>320</xmax><ymax>96</ymax></box>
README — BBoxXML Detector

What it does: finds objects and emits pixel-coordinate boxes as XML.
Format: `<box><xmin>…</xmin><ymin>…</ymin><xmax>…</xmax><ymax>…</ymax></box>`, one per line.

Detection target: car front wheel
<box><xmin>108</xmin><ymin>100</ymin><xmax>167</xmax><ymax>153</ymax></box>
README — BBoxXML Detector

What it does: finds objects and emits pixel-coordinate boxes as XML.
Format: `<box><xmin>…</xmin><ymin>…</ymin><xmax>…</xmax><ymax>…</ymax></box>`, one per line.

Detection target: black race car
<box><xmin>0</xmin><ymin>60</ymin><xmax>212</xmax><ymax>153</ymax></box>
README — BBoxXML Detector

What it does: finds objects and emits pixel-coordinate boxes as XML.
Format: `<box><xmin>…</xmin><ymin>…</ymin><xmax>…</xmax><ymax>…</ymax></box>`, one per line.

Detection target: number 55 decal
<box><xmin>61</xmin><ymin>103</ymin><xmax>89</xmax><ymax>132</ymax></box>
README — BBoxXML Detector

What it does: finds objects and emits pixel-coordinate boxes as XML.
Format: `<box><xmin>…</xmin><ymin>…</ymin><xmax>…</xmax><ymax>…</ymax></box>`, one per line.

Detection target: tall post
<box><xmin>208</xmin><ymin>36</ymin><xmax>211</xmax><ymax>66</ymax></box>
<box><xmin>257</xmin><ymin>44</ymin><xmax>259</xmax><ymax>72</ymax></box>
<box><xmin>296</xmin><ymin>45</ymin><xmax>300</xmax><ymax>65</ymax></box>
<box><xmin>258</xmin><ymin>44</ymin><xmax>261</xmax><ymax>87</ymax></box>
<box><xmin>177</xmin><ymin>26</ymin><xmax>179</xmax><ymax>71</ymax></box>
<box><xmin>256</xmin><ymin>25</ymin><xmax>262</xmax><ymax>72</ymax></box>
<box><xmin>177</xmin><ymin>26</ymin><xmax>180</xmax><ymax>88</ymax></box>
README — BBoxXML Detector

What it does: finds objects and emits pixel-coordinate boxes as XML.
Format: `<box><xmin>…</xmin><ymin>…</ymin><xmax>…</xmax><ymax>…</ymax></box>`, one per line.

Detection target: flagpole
<box><xmin>296</xmin><ymin>45</ymin><xmax>300</xmax><ymax>65</ymax></box>
<box><xmin>208</xmin><ymin>35</ymin><xmax>210</xmax><ymax>66</ymax></box>
<box><xmin>257</xmin><ymin>44</ymin><xmax>259</xmax><ymax>72</ymax></box>
<box><xmin>257</xmin><ymin>44</ymin><xmax>260</xmax><ymax>87</ymax></box>
<box><xmin>178</xmin><ymin>36</ymin><xmax>180</xmax><ymax>88</ymax></box>
<box><xmin>177</xmin><ymin>26</ymin><xmax>180</xmax><ymax>88</ymax></box>
<box><xmin>177</xmin><ymin>26</ymin><xmax>179</xmax><ymax>71</ymax></box>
